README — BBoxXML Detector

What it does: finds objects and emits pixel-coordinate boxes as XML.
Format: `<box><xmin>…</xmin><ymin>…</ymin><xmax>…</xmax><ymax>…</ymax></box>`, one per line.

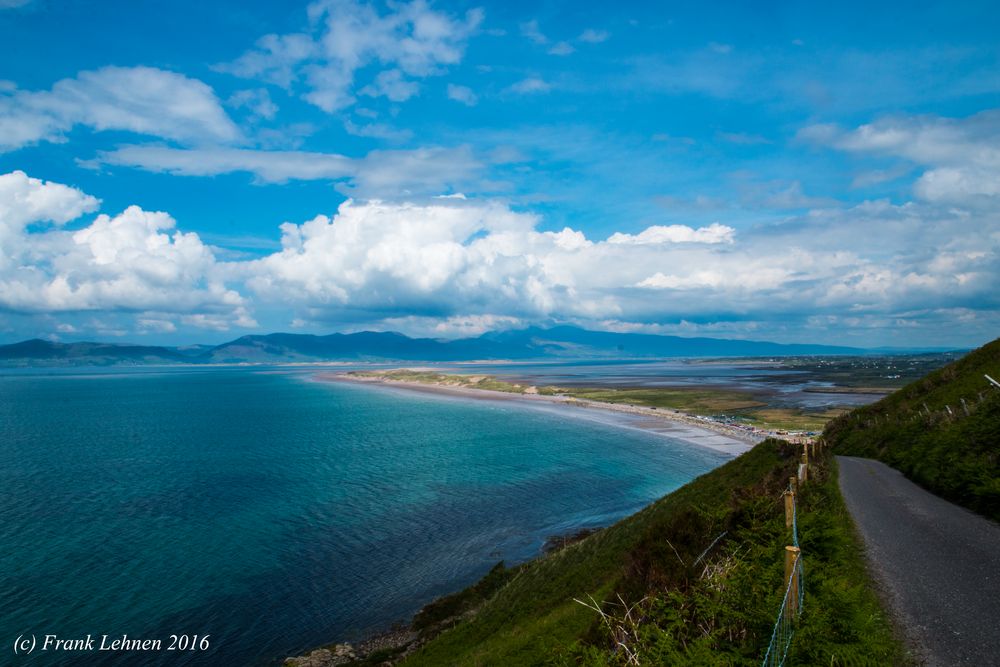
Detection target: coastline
<box><xmin>284</xmin><ymin>371</ymin><xmax>778</xmax><ymax>665</ymax></box>
<box><xmin>317</xmin><ymin>372</ymin><xmax>763</xmax><ymax>456</ymax></box>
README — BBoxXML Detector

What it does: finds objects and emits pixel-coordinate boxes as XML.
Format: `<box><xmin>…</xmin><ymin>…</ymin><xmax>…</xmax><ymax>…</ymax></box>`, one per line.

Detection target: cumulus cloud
<box><xmin>606</xmin><ymin>223</ymin><xmax>735</xmax><ymax>245</ymax></box>
<box><xmin>799</xmin><ymin>109</ymin><xmax>1000</xmax><ymax>203</ymax></box>
<box><xmin>0</xmin><ymin>170</ymin><xmax>99</xmax><ymax>232</ymax></box>
<box><xmin>236</xmin><ymin>196</ymin><xmax>998</xmax><ymax>334</ymax></box>
<box><xmin>0</xmin><ymin>66</ymin><xmax>240</xmax><ymax>152</ymax></box>
<box><xmin>219</xmin><ymin>0</ymin><xmax>483</xmax><ymax>112</ymax></box>
<box><xmin>0</xmin><ymin>172</ymin><xmax>254</xmax><ymax>330</ymax></box>
<box><xmin>3</xmin><ymin>170</ymin><xmax>998</xmax><ymax>343</ymax></box>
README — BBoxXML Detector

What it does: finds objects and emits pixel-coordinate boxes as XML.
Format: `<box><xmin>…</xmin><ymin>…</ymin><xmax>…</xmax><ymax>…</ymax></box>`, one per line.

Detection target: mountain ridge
<box><xmin>0</xmin><ymin>326</ymin><xmax>913</xmax><ymax>365</ymax></box>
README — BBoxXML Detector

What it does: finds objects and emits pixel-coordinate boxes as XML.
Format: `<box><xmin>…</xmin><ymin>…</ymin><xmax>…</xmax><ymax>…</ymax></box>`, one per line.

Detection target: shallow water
<box><xmin>0</xmin><ymin>368</ymin><xmax>725</xmax><ymax>665</ymax></box>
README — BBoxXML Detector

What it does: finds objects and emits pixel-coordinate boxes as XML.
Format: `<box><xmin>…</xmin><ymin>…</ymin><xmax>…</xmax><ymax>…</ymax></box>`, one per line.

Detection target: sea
<box><xmin>0</xmin><ymin>367</ymin><xmax>728</xmax><ymax>665</ymax></box>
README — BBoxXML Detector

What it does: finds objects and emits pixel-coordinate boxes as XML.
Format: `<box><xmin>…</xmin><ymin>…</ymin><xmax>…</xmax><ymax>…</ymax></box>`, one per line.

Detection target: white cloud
<box><xmin>137</xmin><ymin>317</ymin><xmax>177</xmax><ymax>334</ymax></box>
<box><xmin>0</xmin><ymin>170</ymin><xmax>99</xmax><ymax>232</ymax></box>
<box><xmin>360</xmin><ymin>69</ymin><xmax>420</xmax><ymax>102</ymax></box>
<box><xmin>0</xmin><ymin>66</ymin><xmax>240</xmax><ymax>152</ymax></box>
<box><xmin>3</xmin><ymin>170</ymin><xmax>998</xmax><ymax>343</ymax></box>
<box><xmin>446</xmin><ymin>83</ymin><xmax>478</xmax><ymax>106</ymax></box>
<box><xmin>216</xmin><ymin>33</ymin><xmax>317</xmax><ymax>89</ymax></box>
<box><xmin>0</xmin><ymin>173</ymin><xmax>254</xmax><ymax>331</ymax></box>
<box><xmin>343</xmin><ymin>120</ymin><xmax>413</xmax><ymax>142</ymax></box>
<box><xmin>87</xmin><ymin>145</ymin><xmax>355</xmax><ymax>183</ymax></box>
<box><xmin>344</xmin><ymin>146</ymin><xmax>482</xmax><ymax>197</ymax></box>
<box><xmin>379</xmin><ymin>314</ymin><xmax>524</xmax><ymax>337</ymax></box>
<box><xmin>578</xmin><ymin>29</ymin><xmax>609</xmax><ymax>43</ymax></box>
<box><xmin>548</xmin><ymin>42</ymin><xmax>575</xmax><ymax>56</ymax></box>
<box><xmin>915</xmin><ymin>167</ymin><xmax>1000</xmax><ymax>201</ymax></box>
<box><xmin>519</xmin><ymin>19</ymin><xmax>547</xmax><ymax>45</ymax></box>
<box><xmin>239</xmin><ymin>196</ymin><xmax>998</xmax><ymax>332</ymax></box>
<box><xmin>606</xmin><ymin>223</ymin><xmax>735</xmax><ymax>245</ymax></box>
<box><xmin>86</xmin><ymin>144</ymin><xmax>483</xmax><ymax>197</ymax></box>
<box><xmin>227</xmin><ymin>88</ymin><xmax>278</xmax><ymax>120</ymax></box>
<box><xmin>800</xmin><ymin>109</ymin><xmax>1000</xmax><ymax>203</ymax></box>
<box><xmin>220</xmin><ymin>0</ymin><xmax>482</xmax><ymax>113</ymax></box>
<box><xmin>507</xmin><ymin>78</ymin><xmax>551</xmax><ymax>95</ymax></box>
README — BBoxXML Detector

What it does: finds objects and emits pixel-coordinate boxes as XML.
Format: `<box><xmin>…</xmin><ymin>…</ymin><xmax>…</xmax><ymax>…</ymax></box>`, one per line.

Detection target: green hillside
<box><xmin>824</xmin><ymin>337</ymin><xmax>1000</xmax><ymax>521</ymax></box>
<box><xmin>388</xmin><ymin>441</ymin><xmax>899</xmax><ymax>666</ymax></box>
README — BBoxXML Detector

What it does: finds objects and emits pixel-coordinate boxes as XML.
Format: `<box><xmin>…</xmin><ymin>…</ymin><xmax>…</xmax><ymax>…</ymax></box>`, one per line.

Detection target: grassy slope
<box><xmin>403</xmin><ymin>442</ymin><xmax>900</xmax><ymax>666</ymax></box>
<box><xmin>825</xmin><ymin>336</ymin><xmax>1000</xmax><ymax>521</ymax></box>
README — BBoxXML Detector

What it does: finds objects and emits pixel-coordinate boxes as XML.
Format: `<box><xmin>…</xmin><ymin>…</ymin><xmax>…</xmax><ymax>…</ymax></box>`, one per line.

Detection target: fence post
<box><xmin>785</xmin><ymin>546</ymin><xmax>801</xmax><ymax>616</ymax></box>
<box><xmin>789</xmin><ymin>475</ymin><xmax>797</xmax><ymax>495</ymax></box>
<box><xmin>798</xmin><ymin>446</ymin><xmax>809</xmax><ymax>483</ymax></box>
<box><xmin>784</xmin><ymin>487</ymin><xmax>795</xmax><ymax>529</ymax></box>
<box><xmin>961</xmin><ymin>398</ymin><xmax>970</xmax><ymax>416</ymax></box>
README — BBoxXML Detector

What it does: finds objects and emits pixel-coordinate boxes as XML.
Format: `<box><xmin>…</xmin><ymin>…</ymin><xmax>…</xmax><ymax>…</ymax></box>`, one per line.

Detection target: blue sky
<box><xmin>1</xmin><ymin>0</ymin><xmax>998</xmax><ymax>347</ymax></box>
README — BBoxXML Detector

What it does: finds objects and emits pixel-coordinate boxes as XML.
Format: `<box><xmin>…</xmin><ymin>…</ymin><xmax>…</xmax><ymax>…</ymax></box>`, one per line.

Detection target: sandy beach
<box><xmin>319</xmin><ymin>372</ymin><xmax>762</xmax><ymax>456</ymax></box>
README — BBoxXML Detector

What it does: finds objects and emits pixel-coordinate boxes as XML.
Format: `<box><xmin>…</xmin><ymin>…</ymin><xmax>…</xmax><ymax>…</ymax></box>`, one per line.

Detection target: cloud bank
<box><xmin>1</xmin><ymin>168</ymin><xmax>996</xmax><ymax>343</ymax></box>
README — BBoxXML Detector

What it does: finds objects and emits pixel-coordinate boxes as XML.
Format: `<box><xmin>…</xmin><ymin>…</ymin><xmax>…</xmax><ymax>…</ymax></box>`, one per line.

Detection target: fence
<box><xmin>850</xmin><ymin>374</ymin><xmax>999</xmax><ymax>430</ymax></box>
<box><xmin>761</xmin><ymin>458</ymin><xmax>808</xmax><ymax>667</ymax></box>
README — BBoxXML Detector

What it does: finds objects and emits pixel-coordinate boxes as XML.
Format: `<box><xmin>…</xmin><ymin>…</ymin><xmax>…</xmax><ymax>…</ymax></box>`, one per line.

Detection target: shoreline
<box><xmin>285</xmin><ymin>371</ymin><xmax>777</xmax><ymax>665</ymax></box>
<box><xmin>318</xmin><ymin>372</ymin><xmax>766</xmax><ymax>456</ymax></box>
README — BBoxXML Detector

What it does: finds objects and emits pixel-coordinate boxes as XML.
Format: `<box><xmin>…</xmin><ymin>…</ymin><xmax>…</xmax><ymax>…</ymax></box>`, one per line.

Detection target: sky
<box><xmin>0</xmin><ymin>0</ymin><xmax>998</xmax><ymax>348</ymax></box>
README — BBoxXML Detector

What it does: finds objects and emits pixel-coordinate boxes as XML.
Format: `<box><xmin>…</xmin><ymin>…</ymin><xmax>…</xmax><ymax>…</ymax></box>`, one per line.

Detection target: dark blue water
<box><xmin>0</xmin><ymin>369</ymin><xmax>725</xmax><ymax>665</ymax></box>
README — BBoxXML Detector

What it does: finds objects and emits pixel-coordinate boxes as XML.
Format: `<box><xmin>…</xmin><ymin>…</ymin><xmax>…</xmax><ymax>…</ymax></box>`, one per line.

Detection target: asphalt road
<box><xmin>837</xmin><ymin>456</ymin><xmax>1000</xmax><ymax>666</ymax></box>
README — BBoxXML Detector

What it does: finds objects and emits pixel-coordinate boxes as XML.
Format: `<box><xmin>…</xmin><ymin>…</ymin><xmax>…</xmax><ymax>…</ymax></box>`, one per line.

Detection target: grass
<box><xmin>402</xmin><ymin>441</ymin><xmax>902</xmax><ymax>666</ymax></box>
<box><xmin>350</xmin><ymin>369</ymin><xmax>532</xmax><ymax>394</ymax></box>
<box><xmin>825</xmin><ymin>336</ymin><xmax>1000</xmax><ymax>521</ymax></box>
<box><xmin>558</xmin><ymin>386</ymin><xmax>765</xmax><ymax>413</ymax></box>
<box><xmin>741</xmin><ymin>407</ymin><xmax>850</xmax><ymax>432</ymax></box>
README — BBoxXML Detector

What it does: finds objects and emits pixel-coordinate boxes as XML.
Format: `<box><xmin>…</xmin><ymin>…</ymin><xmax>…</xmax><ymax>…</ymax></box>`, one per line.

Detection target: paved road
<box><xmin>837</xmin><ymin>456</ymin><xmax>1000</xmax><ymax>666</ymax></box>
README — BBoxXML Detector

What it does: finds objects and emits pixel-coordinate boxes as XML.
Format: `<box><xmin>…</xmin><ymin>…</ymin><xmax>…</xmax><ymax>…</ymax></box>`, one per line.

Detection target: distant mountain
<box><xmin>0</xmin><ymin>339</ymin><xmax>196</xmax><ymax>365</ymax></box>
<box><xmin>476</xmin><ymin>325</ymin><xmax>864</xmax><ymax>358</ymax></box>
<box><xmin>0</xmin><ymin>326</ymin><xmax>868</xmax><ymax>366</ymax></box>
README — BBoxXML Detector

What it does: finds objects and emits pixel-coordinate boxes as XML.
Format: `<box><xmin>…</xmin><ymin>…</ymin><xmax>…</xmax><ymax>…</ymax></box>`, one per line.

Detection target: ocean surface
<box><xmin>0</xmin><ymin>368</ymin><xmax>726</xmax><ymax>666</ymax></box>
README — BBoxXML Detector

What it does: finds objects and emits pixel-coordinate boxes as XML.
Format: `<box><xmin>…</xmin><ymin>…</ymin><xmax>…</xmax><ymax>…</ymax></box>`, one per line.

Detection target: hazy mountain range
<box><xmin>0</xmin><ymin>326</ymin><xmax>912</xmax><ymax>366</ymax></box>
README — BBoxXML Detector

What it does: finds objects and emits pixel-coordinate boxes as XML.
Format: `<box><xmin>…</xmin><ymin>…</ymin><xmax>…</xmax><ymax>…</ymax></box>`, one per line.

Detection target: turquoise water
<box><xmin>0</xmin><ymin>369</ymin><xmax>725</xmax><ymax>665</ymax></box>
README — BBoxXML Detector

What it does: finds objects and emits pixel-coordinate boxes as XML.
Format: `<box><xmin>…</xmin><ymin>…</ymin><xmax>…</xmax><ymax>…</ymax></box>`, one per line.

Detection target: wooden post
<box><xmin>961</xmin><ymin>398</ymin><xmax>970</xmax><ymax>416</ymax></box>
<box><xmin>784</xmin><ymin>488</ymin><xmax>795</xmax><ymax>528</ymax></box>
<box><xmin>798</xmin><ymin>461</ymin><xmax>808</xmax><ymax>483</ymax></box>
<box><xmin>785</xmin><ymin>546</ymin><xmax>801</xmax><ymax>616</ymax></box>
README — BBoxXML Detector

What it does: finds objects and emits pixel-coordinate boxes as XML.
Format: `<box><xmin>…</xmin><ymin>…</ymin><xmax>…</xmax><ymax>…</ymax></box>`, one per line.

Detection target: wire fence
<box><xmin>761</xmin><ymin>481</ymin><xmax>804</xmax><ymax>667</ymax></box>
